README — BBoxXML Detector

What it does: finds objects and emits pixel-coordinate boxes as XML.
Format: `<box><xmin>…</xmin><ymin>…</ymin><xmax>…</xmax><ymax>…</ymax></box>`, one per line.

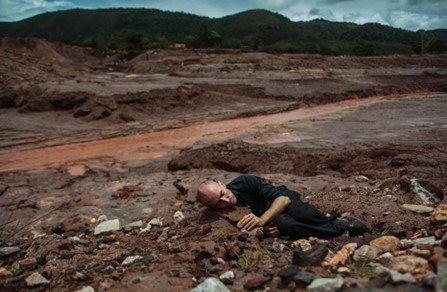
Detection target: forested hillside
<box><xmin>0</xmin><ymin>8</ymin><xmax>445</xmax><ymax>55</ymax></box>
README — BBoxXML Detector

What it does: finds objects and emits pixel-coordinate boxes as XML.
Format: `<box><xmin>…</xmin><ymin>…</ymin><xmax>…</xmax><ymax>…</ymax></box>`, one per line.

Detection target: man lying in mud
<box><xmin>197</xmin><ymin>174</ymin><xmax>372</xmax><ymax>239</ymax></box>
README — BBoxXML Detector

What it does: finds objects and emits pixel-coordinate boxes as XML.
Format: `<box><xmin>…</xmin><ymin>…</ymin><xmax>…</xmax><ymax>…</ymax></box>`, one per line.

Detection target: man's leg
<box><xmin>273</xmin><ymin>213</ymin><xmax>348</xmax><ymax>239</ymax></box>
<box><xmin>284</xmin><ymin>190</ymin><xmax>338</xmax><ymax>223</ymax></box>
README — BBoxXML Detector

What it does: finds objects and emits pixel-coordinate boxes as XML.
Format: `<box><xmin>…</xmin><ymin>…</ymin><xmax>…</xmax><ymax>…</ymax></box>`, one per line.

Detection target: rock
<box><xmin>353</xmin><ymin>245</ymin><xmax>377</xmax><ymax>262</ymax></box>
<box><xmin>25</xmin><ymin>272</ymin><xmax>50</xmax><ymax>287</ymax></box>
<box><xmin>370</xmin><ymin>236</ymin><xmax>401</xmax><ymax>254</ymax></box>
<box><xmin>76</xmin><ymin>286</ymin><xmax>95</xmax><ymax>292</ymax></box>
<box><xmin>436</xmin><ymin>258</ymin><xmax>447</xmax><ymax>292</ymax></box>
<box><xmin>0</xmin><ymin>267</ymin><xmax>12</xmax><ymax>277</ymax></box>
<box><xmin>411</xmin><ymin>179</ymin><xmax>439</xmax><ymax>207</ymax></box>
<box><xmin>122</xmin><ymin>255</ymin><xmax>143</xmax><ymax>266</ymax></box>
<box><xmin>173</xmin><ymin>211</ymin><xmax>186</xmax><ymax>224</ymax></box>
<box><xmin>19</xmin><ymin>257</ymin><xmax>37</xmax><ymax>270</ymax></box>
<box><xmin>292</xmin><ymin>243</ymin><xmax>328</xmax><ymax>266</ymax></box>
<box><xmin>377</xmin><ymin>252</ymin><xmax>394</xmax><ymax>265</ymax></box>
<box><xmin>400</xmin><ymin>239</ymin><xmax>415</xmax><ymax>249</ymax></box>
<box><xmin>139</xmin><ymin>223</ymin><xmax>152</xmax><ymax>234</ymax></box>
<box><xmin>307</xmin><ymin>278</ymin><xmax>344</xmax><ymax>292</ymax></box>
<box><xmin>291</xmin><ymin>239</ymin><xmax>312</xmax><ymax>251</ymax></box>
<box><xmin>219</xmin><ymin>271</ymin><xmax>234</xmax><ymax>281</ymax></box>
<box><xmin>192</xmin><ymin>277</ymin><xmax>230</xmax><ymax>292</ymax></box>
<box><xmin>442</xmin><ymin>233</ymin><xmax>447</xmax><ymax>248</ymax></box>
<box><xmin>389</xmin><ymin>255</ymin><xmax>429</xmax><ymax>281</ymax></box>
<box><xmin>389</xmin><ymin>270</ymin><xmax>416</xmax><ymax>283</ymax></box>
<box><xmin>413</xmin><ymin>236</ymin><xmax>435</xmax><ymax>248</ymax></box>
<box><xmin>323</xmin><ymin>242</ymin><xmax>357</xmax><ymax>267</ymax></box>
<box><xmin>293</xmin><ymin>272</ymin><xmax>314</xmax><ymax>287</ymax></box>
<box><xmin>337</xmin><ymin>267</ymin><xmax>351</xmax><ymax>275</ymax></box>
<box><xmin>278</xmin><ymin>265</ymin><xmax>299</xmax><ymax>284</ymax></box>
<box><xmin>149</xmin><ymin>218</ymin><xmax>162</xmax><ymax>226</ymax></box>
<box><xmin>410</xmin><ymin>248</ymin><xmax>431</xmax><ymax>259</ymax></box>
<box><xmin>355</xmin><ymin>175</ymin><xmax>369</xmax><ymax>182</ymax></box>
<box><xmin>0</xmin><ymin>246</ymin><xmax>20</xmax><ymax>258</ymax></box>
<box><xmin>94</xmin><ymin>219</ymin><xmax>120</xmax><ymax>235</ymax></box>
<box><xmin>401</xmin><ymin>204</ymin><xmax>434</xmax><ymax>214</ymax></box>
<box><xmin>423</xmin><ymin>271</ymin><xmax>436</xmax><ymax>288</ymax></box>
<box><xmin>124</xmin><ymin>220</ymin><xmax>144</xmax><ymax>232</ymax></box>
<box><xmin>141</xmin><ymin>208</ymin><xmax>153</xmax><ymax>216</ymax></box>
<box><xmin>243</xmin><ymin>275</ymin><xmax>270</xmax><ymax>290</ymax></box>
<box><xmin>97</xmin><ymin>214</ymin><xmax>108</xmax><ymax>222</ymax></box>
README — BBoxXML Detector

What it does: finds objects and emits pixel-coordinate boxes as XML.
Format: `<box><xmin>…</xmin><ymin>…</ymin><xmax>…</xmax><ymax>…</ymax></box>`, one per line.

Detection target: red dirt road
<box><xmin>0</xmin><ymin>92</ymin><xmax>441</xmax><ymax>174</ymax></box>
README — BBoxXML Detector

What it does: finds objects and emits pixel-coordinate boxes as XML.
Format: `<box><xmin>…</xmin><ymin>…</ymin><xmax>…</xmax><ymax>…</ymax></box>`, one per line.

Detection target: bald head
<box><xmin>197</xmin><ymin>179</ymin><xmax>237</xmax><ymax>209</ymax></box>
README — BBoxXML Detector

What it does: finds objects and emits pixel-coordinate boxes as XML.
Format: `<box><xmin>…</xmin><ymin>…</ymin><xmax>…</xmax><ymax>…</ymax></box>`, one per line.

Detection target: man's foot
<box><xmin>337</xmin><ymin>216</ymin><xmax>372</xmax><ymax>236</ymax></box>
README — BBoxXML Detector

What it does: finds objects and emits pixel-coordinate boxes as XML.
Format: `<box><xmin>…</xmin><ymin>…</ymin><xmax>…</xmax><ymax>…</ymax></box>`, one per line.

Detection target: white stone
<box><xmin>219</xmin><ymin>271</ymin><xmax>234</xmax><ymax>280</ymax></box>
<box><xmin>122</xmin><ymin>255</ymin><xmax>143</xmax><ymax>266</ymax></box>
<box><xmin>149</xmin><ymin>218</ymin><xmax>162</xmax><ymax>226</ymax></box>
<box><xmin>124</xmin><ymin>220</ymin><xmax>144</xmax><ymax>231</ymax></box>
<box><xmin>76</xmin><ymin>286</ymin><xmax>95</xmax><ymax>292</ymax></box>
<box><xmin>97</xmin><ymin>214</ymin><xmax>108</xmax><ymax>222</ymax></box>
<box><xmin>355</xmin><ymin>175</ymin><xmax>369</xmax><ymax>182</ymax></box>
<box><xmin>307</xmin><ymin>277</ymin><xmax>344</xmax><ymax>292</ymax></box>
<box><xmin>173</xmin><ymin>211</ymin><xmax>186</xmax><ymax>224</ymax></box>
<box><xmin>94</xmin><ymin>219</ymin><xmax>120</xmax><ymax>235</ymax></box>
<box><xmin>25</xmin><ymin>272</ymin><xmax>50</xmax><ymax>287</ymax></box>
<box><xmin>191</xmin><ymin>277</ymin><xmax>230</xmax><ymax>292</ymax></box>
<box><xmin>413</xmin><ymin>236</ymin><xmax>435</xmax><ymax>246</ymax></box>
<box><xmin>139</xmin><ymin>223</ymin><xmax>152</xmax><ymax>234</ymax></box>
<box><xmin>401</xmin><ymin>204</ymin><xmax>434</xmax><ymax>214</ymax></box>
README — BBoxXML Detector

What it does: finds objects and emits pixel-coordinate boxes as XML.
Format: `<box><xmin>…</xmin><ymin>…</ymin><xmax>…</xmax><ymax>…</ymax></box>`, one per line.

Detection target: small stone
<box><xmin>355</xmin><ymin>175</ymin><xmax>369</xmax><ymax>182</ymax></box>
<box><xmin>401</xmin><ymin>204</ymin><xmax>434</xmax><ymax>213</ymax></box>
<box><xmin>19</xmin><ymin>257</ymin><xmax>37</xmax><ymax>270</ymax></box>
<box><xmin>173</xmin><ymin>211</ymin><xmax>186</xmax><ymax>224</ymax></box>
<box><xmin>192</xmin><ymin>277</ymin><xmax>230</xmax><ymax>292</ymax></box>
<box><xmin>323</xmin><ymin>243</ymin><xmax>357</xmax><ymax>267</ymax></box>
<box><xmin>122</xmin><ymin>255</ymin><xmax>143</xmax><ymax>266</ymax></box>
<box><xmin>431</xmin><ymin>204</ymin><xmax>447</xmax><ymax>223</ymax></box>
<box><xmin>278</xmin><ymin>265</ymin><xmax>299</xmax><ymax>281</ymax></box>
<box><xmin>337</xmin><ymin>267</ymin><xmax>351</xmax><ymax>275</ymax></box>
<box><xmin>353</xmin><ymin>245</ymin><xmax>377</xmax><ymax>262</ymax></box>
<box><xmin>97</xmin><ymin>214</ymin><xmax>108</xmax><ymax>222</ymax></box>
<box><xmin>400</xmin><ymin>239</ymin><xmax>414</xmax><ymax>250</ymax></box>
<box><xmin>307</xmin><ymin>278</ymin><xmax>344</xmax><ymax>292</ymax></box>
<box><xmin>370</xmin><ymin>236</ymin><xmax>401</xmax><ymax>254</ymax></box>
<box><xmin>436</xmin><ymin>258</ymin><xmax>447</xmax><ymax>292</ymax></box>
<box><xmin>219</xmin><ymin>271</ymin><xmax>234</xmax><ymax>283</ymax></box>
<box><xmin>244</xmin><ymin>274</ymin><xmax>270</xmax><ymax>290</ymax></box>
<box><xmin>141</xmin><ymin>208</ymin><xmax>153</xmax><ymax>216</ymax></box>
<box><xmin>165</xmin><ymin>269</ymin><xmax>180</xmax><ymax>277</ymax></box>
<box><xmin>0</xmin><ymin>267</ymin><xmax>12</xmax><ymax>277</ymax></box>
<box><xmin>377</xmin><ymin>252</ymin><xmax>394</xmax><ymax>265</ymax></box>
<box><xmin>94</xmin><ymin>219</ymin><xmax>120</xmax><ymax>235</ymax></box>
<box><xmin>293</xmin><ymin>272</ymin><xmax>314</xmax><ymax>287</ymax></box>
<box><xmin>291</xmin><ymin>239</ymin><xmax>312</xmax><ymax>251</ymax></box>
<box><xmin>389</xmin><ymin>255</ymin><xmax>429</xmax><ymax>281</ymax></box>
<box><xmin>0</xmin><ymin>246</ymin><xmax>20</xmax><ymax>258</ymax></box>
<box><xmin>410</xmin><ymin>248</ymin><xmax>431</xmax><ymax>259</ymax></box>
<box><xmin>389</xmin><ymin>270</ymin><xmax>416</xmax><ymax>283</ymax></box>
<box><xmin>413</xmin><ymin>236</ymin><xmax>435</xmax><ymax>247</ymax></box>
<box><xmin>124</xmin><ymin>220</ymin><xmax>144</xmax><ymax>232</ymax></box>
<box><xmin>73</xmin><ymin>272</ymin><xmax>86</xmax><ymax>280</ymax></box>
<box><xmin>292</xmin><ymin>243</ymin><xmax>328</xmax><ymax>266</ymax></box>
<box><xmin>76</xmin><ymin>286</ymin><xmax>95</xmax><ymax>292</ymax></box>
<box><xmin>149</xmin><ymin>218</ymin><xmax>162</xmax><ymax>226</ymax></box>
<box><xmin>25</xmin><ymin>272</ymin><xmax>50</xmax><ymax>287</ymax></box>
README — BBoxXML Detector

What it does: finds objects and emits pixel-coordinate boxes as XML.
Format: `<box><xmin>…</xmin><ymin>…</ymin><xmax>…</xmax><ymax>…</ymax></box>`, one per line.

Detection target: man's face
<box><xmin>199</xmin><ymin>181</ymin><xmax>237</xmax><ymax>209</ymax></box>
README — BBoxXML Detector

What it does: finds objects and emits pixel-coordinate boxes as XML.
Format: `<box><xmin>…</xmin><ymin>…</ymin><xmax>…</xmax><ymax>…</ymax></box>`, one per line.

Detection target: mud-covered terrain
<box><xmin>1</xmin><ymin>37</ymin><xmax>447</xmax><ymax>291</ymax></box>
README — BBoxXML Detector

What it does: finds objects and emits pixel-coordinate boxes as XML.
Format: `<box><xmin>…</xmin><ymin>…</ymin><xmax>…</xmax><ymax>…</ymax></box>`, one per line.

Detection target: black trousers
<box><xmin>273</xmin><ymin>190</ymin><xmax>347</xmax><ymax>239</ymax></box>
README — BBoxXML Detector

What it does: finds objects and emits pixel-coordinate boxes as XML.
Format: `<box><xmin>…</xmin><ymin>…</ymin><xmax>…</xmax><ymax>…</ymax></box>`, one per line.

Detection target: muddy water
<box><xmin>0</xmin><ymin>93</ymin><xmax>442</xmax><ymax>173</ymax></box>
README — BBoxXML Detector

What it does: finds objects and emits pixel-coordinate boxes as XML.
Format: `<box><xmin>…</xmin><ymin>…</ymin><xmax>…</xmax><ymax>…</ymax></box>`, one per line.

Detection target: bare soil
<box><xmin>0</xmin><ymin>38</ymin><xmax>447</xmax><ymax>291</ymax></box>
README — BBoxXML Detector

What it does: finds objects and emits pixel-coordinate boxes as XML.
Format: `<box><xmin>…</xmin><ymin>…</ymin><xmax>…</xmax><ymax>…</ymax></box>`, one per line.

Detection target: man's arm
<box><xmin>237</xmin><ymin>196</ymin><xmax>291</xmax><ymax>231</ymax></box>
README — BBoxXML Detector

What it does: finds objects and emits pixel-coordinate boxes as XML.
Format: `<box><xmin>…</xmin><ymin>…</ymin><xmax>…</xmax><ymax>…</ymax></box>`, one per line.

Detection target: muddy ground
<box><xmin>0</xmin><ymin>37</ymin><xmax>447</xmax><ymax>291</ymax></box>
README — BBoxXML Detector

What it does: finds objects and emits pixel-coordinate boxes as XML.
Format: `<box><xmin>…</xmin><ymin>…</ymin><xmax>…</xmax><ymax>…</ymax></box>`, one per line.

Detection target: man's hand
<box><xmin>264</xmin><ymin>225</ymin><xmax>280</xmax><ymax>237</ymax></box>
<box><xmin>237</xmin><ymin>213</ymin><xmax>264</xmax><ymax>231</ymax></box>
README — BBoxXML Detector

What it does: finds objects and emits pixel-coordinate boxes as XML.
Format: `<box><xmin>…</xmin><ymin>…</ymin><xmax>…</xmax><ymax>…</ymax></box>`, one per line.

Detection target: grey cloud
<box><xmin>309</xmin><ymin>8</ymin><xmax>334</xmax><ymax>19</ymax></box>
<box><xmin>324</xmin><ymin>0</ymin><xmax>355</xmax><ymax>4</ymax></box>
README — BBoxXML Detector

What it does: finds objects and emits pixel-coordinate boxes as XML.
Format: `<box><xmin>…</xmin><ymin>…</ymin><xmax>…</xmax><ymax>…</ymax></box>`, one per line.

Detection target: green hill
<box><xmin>0</xmin><ymin>8</ymin><xmax>445</xmax><ymax>55</ymax></box>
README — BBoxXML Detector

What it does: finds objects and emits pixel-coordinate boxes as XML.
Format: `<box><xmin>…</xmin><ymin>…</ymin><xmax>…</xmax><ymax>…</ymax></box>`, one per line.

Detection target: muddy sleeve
<box><xmin>237</xmin><ymin>174</ymin><xmax>288</xmax><ymax>202</ymax></box>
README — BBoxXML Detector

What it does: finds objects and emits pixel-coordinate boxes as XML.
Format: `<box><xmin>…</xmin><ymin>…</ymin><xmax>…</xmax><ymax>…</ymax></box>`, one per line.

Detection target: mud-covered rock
<box><xmin>243</xmin><ymin>274</ymin><xmax>270</xmax><ymax>290</ymax></box>
<box><xmin>18</xmin><ymin>257</ymin><xmax>37</xmax><ymax>270</ymax></box>
<box><xmin>292</xmin><ymin>243</ymin><xmax>328</xmax><ymax>266</ymax></box>
<box><xmin>370</xmin><ymin>236</ymin><xmax>401</xmax><ymax>254</ymax></box>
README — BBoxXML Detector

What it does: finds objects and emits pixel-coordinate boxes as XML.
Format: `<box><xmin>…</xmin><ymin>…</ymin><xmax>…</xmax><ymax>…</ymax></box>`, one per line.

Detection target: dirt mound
<box><xmin>0</xmin><ymin>37</ymin><xmax>65</xmax><ymax>61</ymax></box>
<box><xmin>168</xmin><ymin>141</ymin><xmax>447</xmax><ymax>193</ymax></box>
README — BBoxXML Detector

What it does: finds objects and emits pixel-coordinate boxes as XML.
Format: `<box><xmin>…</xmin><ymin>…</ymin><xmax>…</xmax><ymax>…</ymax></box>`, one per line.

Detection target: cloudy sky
<box><xmin>0</xmin><ymin>0</ymin><xmax>446</xmax><ymax>31</ymax></box>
